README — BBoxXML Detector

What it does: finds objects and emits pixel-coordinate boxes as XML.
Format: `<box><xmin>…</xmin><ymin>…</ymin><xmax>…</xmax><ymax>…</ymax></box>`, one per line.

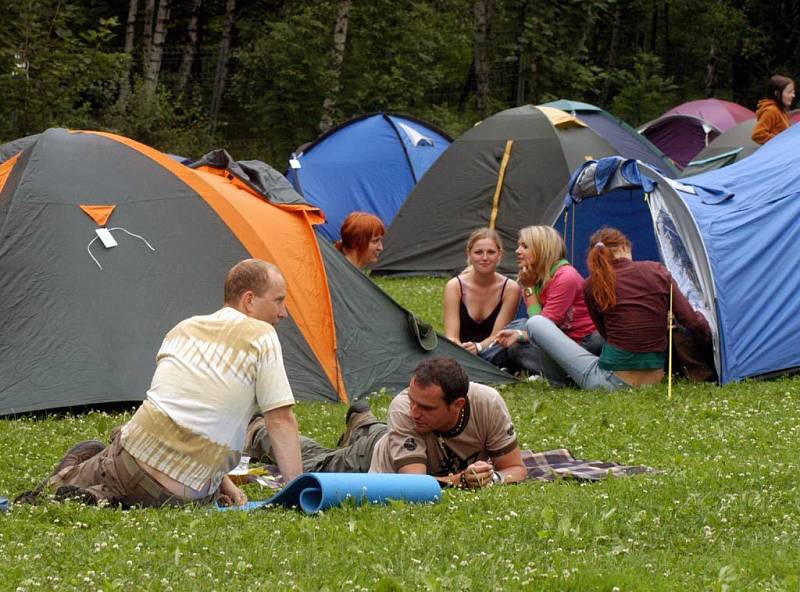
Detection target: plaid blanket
<box><xmin>522</xmin><ymin>449</ymin><xmax>653</xmax><ymax>481</ymax></box>
<box><xmin>239</xmin><ymin>449</ymin><xmax>652</xmax><ymax>489</ymax></box>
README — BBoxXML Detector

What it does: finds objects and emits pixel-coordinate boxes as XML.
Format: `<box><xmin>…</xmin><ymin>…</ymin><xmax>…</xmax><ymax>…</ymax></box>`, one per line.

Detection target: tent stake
<box><xmin>667</xmin><ymin>282</ymin><xmax>674</xmax><ymax>400</ymax></box>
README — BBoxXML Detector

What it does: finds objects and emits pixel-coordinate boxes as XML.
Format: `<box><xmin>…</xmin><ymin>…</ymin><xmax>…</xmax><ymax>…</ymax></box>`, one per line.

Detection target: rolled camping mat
<box><xmin>216</xmin><ymin>472</ymin><xmax>441</xmax><ymax>514</ymax></box>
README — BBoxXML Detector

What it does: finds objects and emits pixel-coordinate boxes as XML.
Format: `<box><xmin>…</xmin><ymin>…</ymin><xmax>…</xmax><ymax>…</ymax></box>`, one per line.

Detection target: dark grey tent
<box><xmin>0</xmin><ymin>129</ymin><xmax>512</xmax><ymax>416</ymax></box>
<box><xmin>680</xmin><ymin>119</ymin><xmax>759</xmax><ymax>177</ymax></box>
<box><xmin>0</xmin><ymin>133</ymin><xmax>39</xmax><ymax>164</ymax></box>
<box><xmin>373</xmin><ymin>105</ymin><xmax>618</xmax><ymax>275</ymax></box>
<box><xmin>543</xmin><ymin>99</ymin><xmax>679</xmax><ymax>177</ymax></box>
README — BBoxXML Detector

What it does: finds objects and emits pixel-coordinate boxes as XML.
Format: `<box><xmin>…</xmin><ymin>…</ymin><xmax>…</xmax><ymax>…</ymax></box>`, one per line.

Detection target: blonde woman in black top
<box><xmin>443</xmin><ymin>228</ymin><xmax>520</xmax><ymax>360</ymax></box>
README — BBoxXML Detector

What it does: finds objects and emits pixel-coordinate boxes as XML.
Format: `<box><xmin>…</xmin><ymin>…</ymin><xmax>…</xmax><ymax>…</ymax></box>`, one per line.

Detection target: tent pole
<box><xmin>570</xmin><ymin>205</ymin><xmax>576</xmax><ymax>263</ymax></box>
<box><xmin>667</xmin><ymin>282</ymin><xmax>674</xmax><ymax>400</ymax></box>
<box><xmin>489</xmin><ymin>140</ymin><xmax>514</xmax><ymax>229</ymax></box>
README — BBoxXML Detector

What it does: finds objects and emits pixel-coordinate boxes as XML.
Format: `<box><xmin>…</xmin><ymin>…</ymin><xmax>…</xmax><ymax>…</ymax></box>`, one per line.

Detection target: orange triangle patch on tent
<box><xmin>80</xmin><ymin>204</ymin><xmax>116</xmax><ymax>227</ymax></box>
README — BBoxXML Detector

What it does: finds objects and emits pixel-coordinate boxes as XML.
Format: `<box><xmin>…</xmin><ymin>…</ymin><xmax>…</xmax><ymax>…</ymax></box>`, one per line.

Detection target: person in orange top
<box><xmin>752</xmin><ymin>75</ymin><xmax>795</xmax><ymax>145</ymax></box>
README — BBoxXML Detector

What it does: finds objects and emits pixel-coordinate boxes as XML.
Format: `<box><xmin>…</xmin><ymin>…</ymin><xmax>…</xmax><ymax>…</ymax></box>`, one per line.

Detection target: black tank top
<box><xmin>457</xmin><ymin>277</ymin><xmax>508</xmax><ymax>343</ymax></box>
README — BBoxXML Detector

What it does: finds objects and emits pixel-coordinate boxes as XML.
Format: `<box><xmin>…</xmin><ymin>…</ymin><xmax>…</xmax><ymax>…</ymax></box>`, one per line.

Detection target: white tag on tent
<box><xmin>289</xmin><ymin>158</ymin><xmax>301</xmax><ymax>169</ymax></box>
<box><xmin>95</xmin><ymin>228</ymin><xmax>118</xmax><ymax>248</ymax></box>
<box><xmin>664</xmin><ymin>178</ymin><xmax>697</xmax><ymax>195</ymax></box>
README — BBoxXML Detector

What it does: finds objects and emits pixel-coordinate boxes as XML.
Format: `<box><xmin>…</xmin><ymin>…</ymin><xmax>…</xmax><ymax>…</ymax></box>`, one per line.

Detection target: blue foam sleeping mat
<box><xmin>215</xmin><ymin>472</ymin><xmax>441</xmax><ymax>514</ymax></box>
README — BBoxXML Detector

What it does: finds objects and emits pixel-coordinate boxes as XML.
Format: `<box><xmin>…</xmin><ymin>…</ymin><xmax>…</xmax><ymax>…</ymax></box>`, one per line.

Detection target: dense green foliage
<box><xmin>1</xmin><ymin>277</ymin><xmax>799</xmax><ymax>590</ymax></box>
<box><xmin>1</xmin><ymin>0</ymin><xmax>798</xmax><ymax>165</ymax></box>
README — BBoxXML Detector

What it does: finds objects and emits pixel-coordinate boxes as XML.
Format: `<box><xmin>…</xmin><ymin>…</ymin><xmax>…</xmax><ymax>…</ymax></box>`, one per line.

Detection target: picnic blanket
<box><xmin>522</xmin><ymin>449</ymin><xmax>653</xmax><ymax>481</ymax></box>
<box><xmin>216</xmin><ymin>472</ymin><xmax>441</xmax><ymax>514</ymax></box>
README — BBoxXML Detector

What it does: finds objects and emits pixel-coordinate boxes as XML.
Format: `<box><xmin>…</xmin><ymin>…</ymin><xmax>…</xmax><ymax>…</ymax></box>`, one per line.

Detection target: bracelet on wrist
<box><xmin>516</xmin><ymin>330</ymin><xmax>527</xmax><ymax>343</ymax></box>
<box><xmin>459</xmin><ymin>472</ymin><xmax>468</xmax><ymax>488</ymax></box>
<box><xmin>491</xmin><ymin>470</ymin><xmax>504</xmax><ymax>485</ymax></box>
<box><xmin>475</xmin><ymin>341</ymin><xmax>483</xmax><ymax>354</ymax></box>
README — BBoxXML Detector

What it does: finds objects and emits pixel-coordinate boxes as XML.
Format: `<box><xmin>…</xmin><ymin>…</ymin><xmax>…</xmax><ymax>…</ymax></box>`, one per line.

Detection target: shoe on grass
<box><xmin>54</xmin><ymin>485</ymin><xmax>99</xmax><ymax>505</ymax></box>
<box><xmin>14</xmin><ymin>439</ymin><xmax>105</xmax><ymax>505</ymax></box>
<box><xmin>337</xmin><ymin>399</ymin><xmax>380</xmax><ymax>447</ymax></box>
<box><xmin>51</xmin><ymin>440</ymin><xmax>106</xmax><ymax>476</ymax></box>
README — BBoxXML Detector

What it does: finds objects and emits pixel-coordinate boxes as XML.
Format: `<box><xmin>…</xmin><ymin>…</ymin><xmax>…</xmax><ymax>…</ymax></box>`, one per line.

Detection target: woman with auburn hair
<box><xmin>525</xmin><ymin>227</ymin><xmax>712</xmax><ymax>390</ymax></box>
<box><xmin>443</xmin><ymin>228</ymin><xmax>520</xmax><ymax>360</ymax></box>
<box><xmin>752</xmin><ymin>74</ymin><xmax>795</xmax><ymax>145</ymax></box>
<box><xmin>334</xmin><ymin>212</ymin><xmax>385</xmax><ymax>270</ymax></box>
<box><xmin>494</xmin><ymin>226</ymin><xmax>602</xmax><ymax>377</ymax></box>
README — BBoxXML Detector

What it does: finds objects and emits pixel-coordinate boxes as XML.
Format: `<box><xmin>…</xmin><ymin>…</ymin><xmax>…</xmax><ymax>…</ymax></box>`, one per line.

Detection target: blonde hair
<box><xmin>518</xmin><ymin>226</ymin><xmax>566</xmax><ymax>289</ymax></box>
<box><xmin>463</xmin><ymin>227</ymin><xmax>503</xmax><ymax>270</ymax></box>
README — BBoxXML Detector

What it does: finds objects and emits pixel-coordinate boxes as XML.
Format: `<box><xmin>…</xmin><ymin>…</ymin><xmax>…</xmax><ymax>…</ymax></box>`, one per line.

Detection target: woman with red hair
<box><xmin>334</xmin><ymin>212</ymin><xmax>386</xmax><ymax>270</ymax></box>
<box><xmin>525</xmin><ymin>227</ymin><xmax>711</xmax><ymax>390</ymax></box>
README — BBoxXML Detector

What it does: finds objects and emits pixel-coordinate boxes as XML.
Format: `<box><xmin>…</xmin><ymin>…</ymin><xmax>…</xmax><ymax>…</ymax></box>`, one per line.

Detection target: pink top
<box><xmin>539</xmin><ymin>265</ymin><xmax>596</xmax><ymax>341</ymax></box>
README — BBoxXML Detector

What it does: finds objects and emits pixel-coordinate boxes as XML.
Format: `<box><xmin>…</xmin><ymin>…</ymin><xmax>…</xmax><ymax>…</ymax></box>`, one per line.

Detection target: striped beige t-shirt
<box><xmin>122</xmin><ymin>307</ymin><xmax>294</xmax><ymax>492</ymax></box>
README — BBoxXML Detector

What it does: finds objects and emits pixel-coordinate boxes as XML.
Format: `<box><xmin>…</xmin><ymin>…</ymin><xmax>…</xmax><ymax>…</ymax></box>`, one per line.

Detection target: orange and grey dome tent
<box><xmin>0</xmin><ymin>129</ymin><xmax>512</xmax><ymax>416</ymax></box>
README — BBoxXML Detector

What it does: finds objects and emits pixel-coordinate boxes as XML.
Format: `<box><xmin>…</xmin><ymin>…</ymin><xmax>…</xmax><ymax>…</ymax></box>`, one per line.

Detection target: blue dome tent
<box><xmin>286</xmin><ymin>113</ymin><xmax>452</xmax><ymax>242</ymax></box>
<box><xmin>546</xmin><ymin>124</ymin><xmax>800</xmax><ymax>383</ymax></box>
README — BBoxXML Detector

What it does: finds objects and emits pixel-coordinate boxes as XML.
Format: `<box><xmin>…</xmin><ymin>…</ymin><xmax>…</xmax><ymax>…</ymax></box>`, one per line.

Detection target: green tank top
<box><xmin>599</xmin><ymin>342</ymin><xmax>665</xmax><ymax>371</ymax></box>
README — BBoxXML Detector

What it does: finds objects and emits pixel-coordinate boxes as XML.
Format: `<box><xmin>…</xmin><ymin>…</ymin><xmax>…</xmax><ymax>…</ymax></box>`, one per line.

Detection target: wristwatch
<box><xmin>491</xmin><ymin>471</ymin><xmax>504</xmax><ymax>484</ymax></box>
<box><xmin>524</xmin><ymin>287</ymin><xmax>534</xmax><ymax>297</ymax></box>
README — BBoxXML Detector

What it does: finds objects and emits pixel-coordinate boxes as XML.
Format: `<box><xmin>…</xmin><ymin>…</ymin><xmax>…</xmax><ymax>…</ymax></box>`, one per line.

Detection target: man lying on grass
<box><xmin>247</xmin><ymin>357</ymin><xmax>527</xmax><ymax>488</ymax></box>
<box><xmin>17</xmin><ymin>259</ymin><xmax>303</xmax><ymax>508</ymax></box>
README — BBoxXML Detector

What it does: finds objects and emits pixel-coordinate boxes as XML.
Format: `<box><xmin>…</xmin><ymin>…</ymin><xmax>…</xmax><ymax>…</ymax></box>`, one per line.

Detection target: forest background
<box><xmin>3</xmin><ymin>0</ymin><xmax>799</xmax><ymax>167</ymax></box>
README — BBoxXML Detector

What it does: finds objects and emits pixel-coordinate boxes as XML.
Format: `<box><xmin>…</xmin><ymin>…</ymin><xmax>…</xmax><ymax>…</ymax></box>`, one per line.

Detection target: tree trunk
<box><xmin>210</xmin><ymin>0</ymin><xmax>237</xmax><ymax>126</ymax></box>
<box><xmin>318</xmin><ymin>0</ymin><xmax>352</xmax><ymax>133</ymax></box>
<box><xmin>458</xmin><ymin>61</ymin><xmax>476</xmax><ymax>111</ymax></box>
<box><xmin>513</xmin><ymin>0</ymin><xmax>528</xmax><ymax>106</ymax></box>
<box><xmin>650</xmin><ymin>0</ymin><xmax>658</xmax><ymax>53</ymax></box>
<box><xmin>177</xmin><ymin>0</ymin><xmax>202</xmax><ymax>95</ymax></box>
<box><xmin>473</xmin><ymin>0</ymin><xmax>494</xmax><ymax>118</ymax></box>
<box><xmin>143</xmin><ymin>0</ymin><xmax>170</xmax><ymax>94</ymax></box>
<box><xmin>601</xmin><ymin>0</ymin><xmax>622</xmax><ymax>103</ymax></box>
<box><xmin>704</xmin><ymin>42</ymin><xmax>718</xmax><ymax>97</ymax></box>
<box><xmin>663</xmin><ymin>0</ymin><xmax>670</xmax><ymax>63</ymax></box>
<box><xmin>142</xmin><ymin>0</ymin><xmax>156</xmax><ymax>67</ymax></box>
<box><xmin>116</xmin><ymin>0</ymin><xmax>139</xmax><ymax>111</ymax></box>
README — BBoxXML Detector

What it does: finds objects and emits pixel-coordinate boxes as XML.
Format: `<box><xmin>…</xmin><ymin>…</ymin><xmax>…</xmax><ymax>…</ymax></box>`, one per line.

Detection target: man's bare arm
<box><xmin>264</xmin><ymin>405</ymin><xmax>303</xmax><ymax>482</ymax></box>
<box><xmin>490</xmin><ymin>447</ymin><xmax>527</xmax><ymax>484</ymax></box>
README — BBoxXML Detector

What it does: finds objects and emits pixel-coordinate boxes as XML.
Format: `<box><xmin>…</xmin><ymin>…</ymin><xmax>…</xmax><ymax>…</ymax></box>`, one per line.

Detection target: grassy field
<box><xmin>1</xmin><ymin>278</ymin><xmax>799</xmax><ymax>591</ymax></box>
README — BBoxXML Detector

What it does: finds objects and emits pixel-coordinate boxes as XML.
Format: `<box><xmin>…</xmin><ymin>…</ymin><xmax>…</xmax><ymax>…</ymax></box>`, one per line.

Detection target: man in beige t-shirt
<box><xmin>19</xmin><ymin>259</ymin><xmax>303</xmax><ymax>508</ymax></box>
<box><xmin>247</xmin><ymin>357</ymin><xmax>527</xmax><ymax>488</ymax></box>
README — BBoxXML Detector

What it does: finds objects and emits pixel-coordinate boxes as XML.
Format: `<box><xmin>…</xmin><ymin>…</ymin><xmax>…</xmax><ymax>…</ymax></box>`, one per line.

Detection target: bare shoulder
<box><xmin>444</xmin><ymin>276</ymin><xmax>463</xmax><ymax>301</ymax></box>
<box><xmin>444</xmin><ymin>275</ymin><xmax>462</xmax><ymax>291</ymax></box>
<box><xmin>500</xmin><ymin>275</ymin><xmax>521</xmax><ymax>295</ymax></box>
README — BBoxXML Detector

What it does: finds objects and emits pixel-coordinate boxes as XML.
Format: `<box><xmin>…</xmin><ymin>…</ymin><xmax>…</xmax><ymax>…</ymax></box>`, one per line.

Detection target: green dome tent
<box><xmin>374</xmin><ymin>105</ymin><xmax>618</xmax><ymax>275</ymax></box>
<box><xmin>680</xmin><ymin>119</ymin><xmax>759</xmax><ymax>177</ymax></box>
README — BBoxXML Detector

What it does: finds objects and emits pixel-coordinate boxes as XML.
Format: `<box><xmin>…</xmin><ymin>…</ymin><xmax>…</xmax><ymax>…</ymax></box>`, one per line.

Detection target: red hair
<box><xmin>334</xmin><ymin>212</ymin><xmax>385</xmax><ymax>257</ymax></box>
<box><xmin>586</xmin><ymin>227</ymin><xmax>631</xmax><ymax>311</ymax></box>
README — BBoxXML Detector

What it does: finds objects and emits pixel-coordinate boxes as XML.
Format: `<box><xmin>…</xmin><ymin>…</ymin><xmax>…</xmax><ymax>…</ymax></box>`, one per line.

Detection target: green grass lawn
<box><xmin>1</xmin><ymin>278</ymin><xmax>799</xmax><ymax>591</ymax></box>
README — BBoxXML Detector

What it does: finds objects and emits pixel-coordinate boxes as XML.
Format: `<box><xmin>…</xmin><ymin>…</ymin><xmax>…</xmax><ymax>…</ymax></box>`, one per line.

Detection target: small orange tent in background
<box><xmin>0</xmin><ymin>129</ymin><xmax>511</xmax><ymax>415</ymax></box>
